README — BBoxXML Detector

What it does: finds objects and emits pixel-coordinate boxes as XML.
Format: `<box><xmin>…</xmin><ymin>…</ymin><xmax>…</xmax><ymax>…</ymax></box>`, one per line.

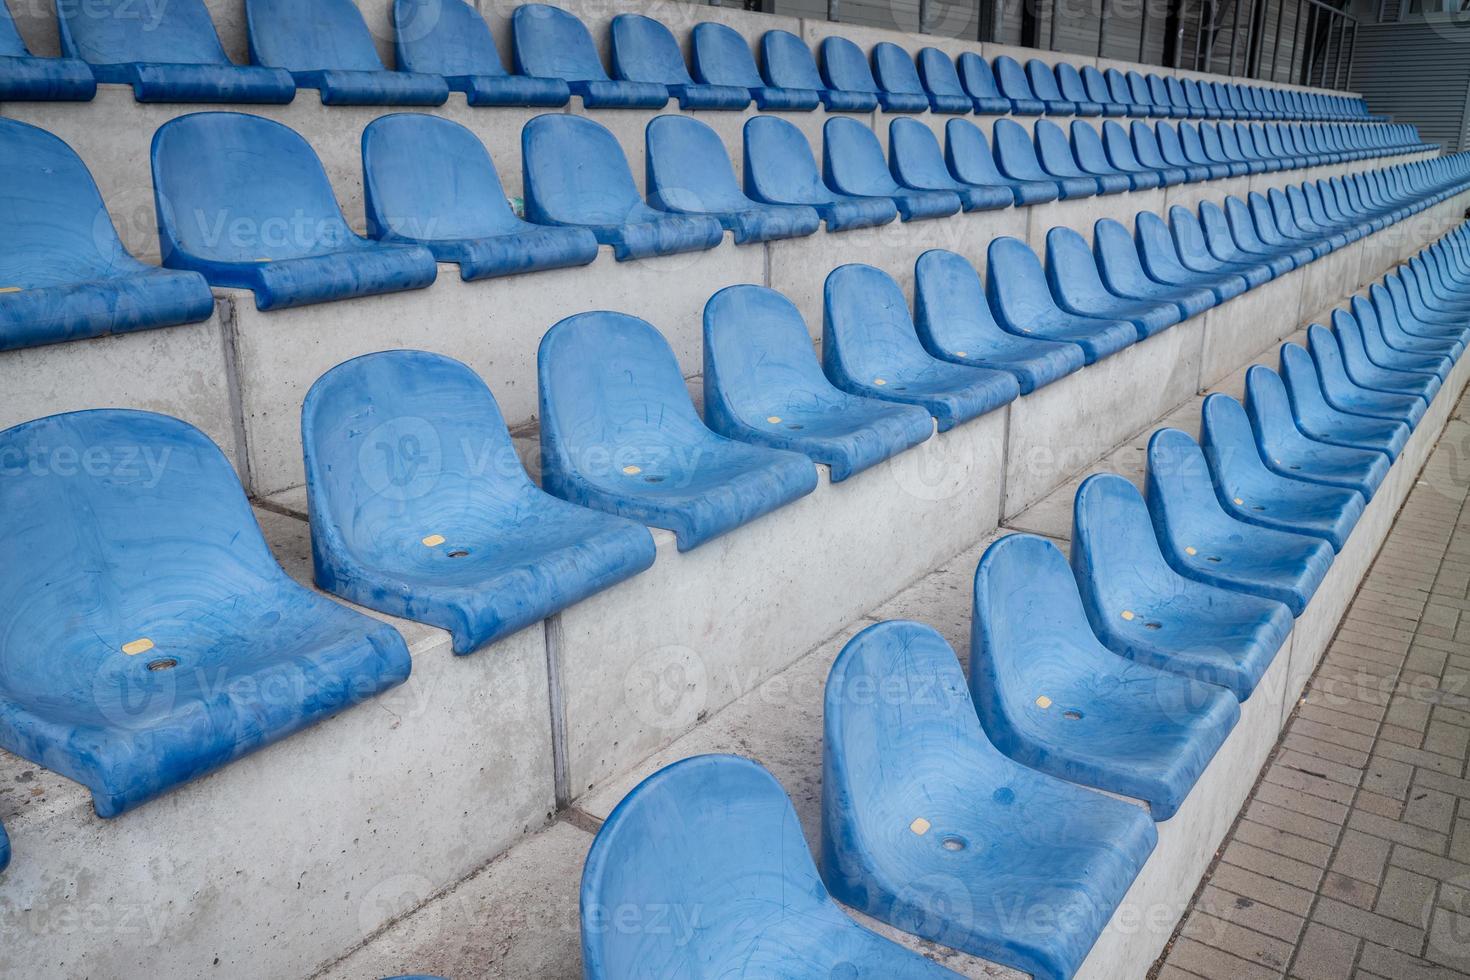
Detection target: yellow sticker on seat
<box><xmin>767</xmin><ymin>416</ymin><xmax>782</xmax><ymax>424</ymax></box>
<box><xmin>954</xmin><ymin>351</ymin><xmax>967</xmax><ymax>357</ymax></box>
<box><xmin>910</xmin><ymin>818</ymin><xmax>931</xmax><ymax>835</ymax></box>
<box><xmin>1234</xmin><ymin>497</ymin><xmax>1244</xmax><ymax>505</ymax></box>
<box><xmin>873</xmin><ymin>378</ymin><xmax>887</xmax><ymax>386</ymax></box>
<box><xmin>0</xmin><ymin>286</ymin><xmax>21</xmax><ymax>294</ymax></box>
<box><xmin>122</xmin><ymin>638</ymin><xmax>155</xmax><ymax>656</ymax></box>
<box><xmin>422</xmin><ymin>535</ymin><xmax>445</xmax><ymax>548</ymax></box>
<box><xmin>1121</xmin><ymin>610</ymin><xmax>1136</xmax><ymax>621</ymax></box>
<box><xmin>622</xmin><ymin>465</ymin><xmax>642</xmax><ymax>476</ymax></box>
<box><xmin>1035</xmin><ymin>695</ymin><xmax>1052</xmax><ymax>709</ymax></box>
<box><xmin>1185</xmin><ymin>546</ymin><xmax>1198</xmax><ymax>556</ymax></box>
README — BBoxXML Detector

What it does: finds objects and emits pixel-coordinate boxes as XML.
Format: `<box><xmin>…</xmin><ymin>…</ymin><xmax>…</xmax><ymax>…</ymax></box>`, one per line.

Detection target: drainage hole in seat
<box><xmin>147</xmin><ymin>658</ymin><xmax>179</xmax><ymax>672</ymax></box>
<box><xmin>1144</xmin><ymin>621</ymin><xmax>1163</xmax><ymax>630</ymax></box>
<box><xmin>644</xmin><ymin>476</ymin><xmax>665</xmax><ymax>484</ymax></box>
<box><xmin>448</xmin><ymin>549</ymin><xmax>470</xmax><ymax>559</ymax></box>
<box><xmin>1063</xmin><ymin>710</ymin><xmax>1084</xmax><ymax>720</ymax></box>
<box><xmin>941</xmin><ymin>836</ymin><xmax>968</xmax><ymax>852</ymax></box>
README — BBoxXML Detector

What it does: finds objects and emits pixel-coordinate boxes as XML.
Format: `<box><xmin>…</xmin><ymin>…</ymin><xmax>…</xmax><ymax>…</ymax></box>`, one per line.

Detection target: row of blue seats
<box><xmin>580</xmin><ymin>224</ymin><xmax>1470</xmax><ymax>979</ymax></box>
<box><xmin>0</xmin><ymin>205</ymin><xmax>1464</xmax><ymax>880</ymax></box>
<box><xmin>0</xmin><ymin>0</ymin><xmax>1385</xmax><ymax>123</ymax></box>
<box><xmin>0</xmin><ymin>108</ymin><xmax>1433</xmax><ymax>353</ymax></box>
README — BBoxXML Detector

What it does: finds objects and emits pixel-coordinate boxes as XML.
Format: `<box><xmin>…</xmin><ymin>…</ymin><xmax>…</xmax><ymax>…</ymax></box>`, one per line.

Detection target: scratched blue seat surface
<box><xmin>152</xmin><ymin>113</ymin><xmax>438</xmax><ymax>310</ymax></box>
<box><xmin>0</xmin><ymin>0</ymin><xmax>95</xmax><ymax>101</ymax></box>
<box><xmin>302</xmin><ymin>350</ymin><xmax>656</xmax><ymax>655</ymax></box>
<box><xmin>945</xmin><ymin>118</ymin><xmax>1059</xmax><ymax>207</ymax></box>
<box><xmin>1072</xmin><ymin>119</ymin><xmax>1159</xmax><ymax>190</ymax></box>
<box><xmin>822</xmin><ymin>621</ymin><xmax>1158</xmax><ymax>980</ymax></box>
<box><xmin>817</xmin><ymin>36</ymin><xmax>885</xmax><ymax>113</ymax></box>
<box><xmin>823</xmin><ymin>117</ymin><xmax>962</xmax><ymax>221</ymax></box>
<box><xmin>1331</xmin><ymin>310</ymin><xmax>1440</xmax><ymax>405</ymax></box>
<box><xmin>57</xmin><ymin>0</ymin><xmax>286</xmax><ymax>103</ymax></box>
<box><xmin>1045</xmin><ymin>226</ymin><xmax>1182</xmax><ymax>339</ymax></box>
<box><xmin>1307</xmin><ymin>324</ymin><xmax>1427</xmax><ymax>430</ymax></box>
<box><xmin>1278</xmin><ymin>342</ymin><xmax>1409</xmax><ymax>459</ymax></box>
<box><xmin>1091</xmin><ymin>219</ymin><xmax>1218</xmax><ymax>320</ymax></box>
<box><xmin>581</xmin><ymin>754</ymin><xmax>962</xmax><ymax>980</ymax></box>
<box><xmin>246</xmin><ymin>0</ymin><xmax>447</xmax><ymax>105</ymax></box>
<box><xmin>986</xmin><ymin>236</ymin><xmax>1138</xmax><ymax>364</ymax></box>
<box><xmin>1349</xmin><ymin>296</ymin><xmax>1454</xmax><ymax>383</ymax></box>
<box><xmin>1071</xmin><ymin>474</ymin><xmax>1292</xmax><ymax>701</ymax></box>
<box><xmin>1201</xmin><ymin>393</ymin><xmax>1365</xmax><ymax>552</ymax></box>
<box><xmin>539</xmin><ymin>312</ymin><xmax>818</xmax><ymax>551</ymax></box>
<box><xmin>915</xmin><ymin>249</ymin><xmax>1085</xmax><ymax>394</ymax></box>
<box><xmin>1135</xmin><ymin>211</ymin><xmax>1249</xmax><ymax>303</ymax></box>
<box><xmin>610</xmin><ymin>13</ymin><xmax>748</xmax><ymax>110</ymax></box>
<box><xmin>512</xmin><ymin>3</ymin><xmax>667</xmax><ymax>109</ymax></box>
<box><xmin>1372</xmin><ymin>283</ymin><xmax>1467</xmax><ymax>358</ymax></box>
<box><xmin>647</xmin><ymin>115</ymin><xmax>820</xmax><ymax>244</ymax></box>
<box><xmin>1169</xmin><ymin>205</ymin><xmax>1272</xmax><ymax>289</ymax></box>
<box><xmin>1200</xmin><ymin>200</ymin><xmax>1293</xmax><ymax>279</ymax></box>
<box><xmin>823</xmin><ymin>264</ymin><xmax>1020</xmax><ymax>431</ymax></box>
<box><xmin>873</xmin><ymin>41</ymin><xmax>960</xmax><ymax>113</ymax></box>
<box><xmin>760</xmin><ymin>29</ymin><xmax>837</xmax><ymax>111</ymax></box>
<box><xmin>1145</xmin><ymin>428</ymin><xmax>1333</xmax><ymax>618</ymax></box>
<box><xmin>0</xmin><ymin>410</ymin><xmax>413</xmax><ymax>819</ymax></box>
<box><xmin>993</xmin><ymin>118</ymin><xmax>1095</xmax><ymax>200</ymax></box>
<box><xmin>0</xmin><ymin>119</ymin><xmax>214</xmax><ymax>352</ymax></box>
<box><xmin>888</xmin><ymin>118</ymin><xmax>1013</xmax><ymax>212</ymax></box>
<box><xmin>523</xmin><ymin>114</ymin><xmax>724</xmax><ymax>261</ymax></box>
<box><xmin>393</xmin><ymin>0</ymin><xmax>568</xmax><ymax>106</ymax></box>
<box><xmin>1034</xmin><ymin>119</ymin><xmax>1128</xmax><ymax>195</ymax></box>
<box><xmin>1104</xmin><ymin>120</ymin><xmax>1184</xmax><ymax>187</ymax></box>
<box><xmin>363</xmin><ymin>113</ymin><xmax>598</xmax><ymax>280</ymax></box>
<box><xmin>956</xmin><ymin>52</ymin><xmax>1017</xmax><ymax>114</ymax></box>
<box><xmin>703</xmin><ymin>285</ymin><xmax>933</xmax><ymax>481</ymax></box>
<box><xmin>1244</xmin><ymin>365</ymin><xmax>1390</xmax><ymax>501</ymax></box>
<box><xmin>691</xmin><ymin>22</ymin><xmax>813</xmax><ymax>111</ymax></box>
<box><xmin>972</xmin><ymin>533</ymin><xmax>1240</xmax><ymax>820</ymax></box>
<box><xmin>743</xmin><ymin>115</ymin><xmax>898</xmax><ymax>232</ymax></box>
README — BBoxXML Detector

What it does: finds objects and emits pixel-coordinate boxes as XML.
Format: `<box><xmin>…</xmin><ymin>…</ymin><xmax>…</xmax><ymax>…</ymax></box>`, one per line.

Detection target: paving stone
<box><xmin>1196</xmin><ymin>886</ymin><xmax>1306</xmax><ymax>943</ymax></box>
<box><xmin>1311</xmin><ymin>895</ymin><xmax>1426</xmax><ymax>953</ymax></box>
<box><xmin>1331</xmin><ymin>830</ymin><xmax>1394</xmax><ymax>886</ymax></box>
<box><xmin>1286</xmin><ymin>922</ymin><xmax>1359</xmax><ymax>980</ymax></box>
<box><xmin>1375</xmin><ymin>866</ymin><xmax>1439</xmax><ymax>927</ymax></box>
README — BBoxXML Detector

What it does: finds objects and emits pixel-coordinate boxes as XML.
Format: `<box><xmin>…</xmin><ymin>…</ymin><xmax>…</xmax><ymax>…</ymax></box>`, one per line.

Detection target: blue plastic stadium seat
<box><xmin>581</xmin><ymin>755</ymin><xmax>963</xmax><ymax>979</ymax></box>
<box><xmin>703</xmin><ymin>285</ymin><xmax>934</xmax><ymax>481</ymax></box>
<box><xmin>538</xmin><ymin>312</ymin><xmax>818</xmax><ymax>551</ymax></box>
<box><xmin>823</xmin><ymin>264</ymin><xmax>1020</xmax><ymax>430</ymax></box>
<box><xmin>1244</xmin><ymin>365</ymin><xmax>1390</xmax><ymax>501</ymax></box>
<box><xmin>245</xmin><ymin>0</ymin><xmax>447</xmax><ymax>105</ymax></box>
<box><xmin>1307</xmin><ymin>324</ymin><xmax>1427</xmax><ymax>429</ymax></box>
<box><xmin>1129</xmin><ymin>122</ymin><xmax>1196</xmax><ymax>184</ymax></box>
<box><xmin>1331</xmin><ymin>310</ymin><xmax>1441</xmax><ymax>404</ymax></box>
<box><xmin>1034</xmin><ymin>119</ymin><xmax>1127</xmax><ymax>195</ymax></box>
<box><xmin>647</xmin><ymin>115</ymin><xmax>820</xmax><ymax>245</ymax></box>
<box><xmin>393</xmin><ymin>0</ymin><xmax>568</xmax><ymax>107</ymax></box>
<box><xmin>888</xmin><ymin>118</ymin><xmax>1013</xmax><ymax>212</ymax></box>
<box><xmin>523</xmin><ymin>114</ymin><xmax>724</xmax><ymax>262</ymax></box>
<box><xmin>1146</xmin><ymin>428</ymin><xmax>1333</xmax><ymax>617</ymax></box>
<box><xmin>1091</xmin><ymin>217</ymin><xmax>1221</xmax><ymax>321</ymax></box>
<box><xmin>512</xmin><ymin>3</ymin><xmax>667</xmax><ymax>109</ymax></box>
<box><xmin>363</xmin><ymin>113</ymin><xmax>598</xmax><ymax>280</ymax></box>
<box><xmin>152</xmin><ymin>113</ymin><xmax>438</xmax><ymax>310</ymax></box>
<box><xmin>972</xmin><ymin>534</ymin><xmax>1240</xmax><ymax>820</ymax></box>
<box><xmin>917</xmin><ymin>47</ymin><xmax>981</xmax><ymax>114</ymax></box>
<box><xmin>0</xmin><ymin>818</ymin><xmax>8</xmax><ymax>872</ymax></box>
<box><xmin>0</xmin><ymin>0</ymin><xmax>95</xmax><ymax>100</ymax></box>
<box><xmin>691</xmin><ymin>22</ymin><xmax>813</xmax><ymax>111</ymax></box>
<box><xmin>1055</xmin><ymin>62</ymin><xmax>1102</xmax><ymax>116</ymax></box>
<box><xmin>1103</xmin><ymin>120</ymin><xmax>1185</xmax><ymax>187</ymax></box>
<box><xmin>1072</xmin><ymin>474</ymin><xmax>1292</xmax><ymax>701</ymax></box>
<box><xmin>1024</xmin><ymin>58</ymin><xmax>1075</xmax><ymax>115</ymax></box>
<box><xmin>956</xmin><ymin>52</ymin><xmax>1016</xmax><ymax>114</ymax></box>
<box><xmin>994</xmin><ymin>118</ymin><xmax>1096</xmax><ymax>200</ymax></box>
<box><xmin>1082</xmin><ymin>65</ymin><xmax>1127</xmax><ymax>115</ymax></box>
<box><xmin>1135</xmin><ymin>211</ymin><xmax>1249</xmax><ymax>303</ymax></box>
<box><xmin>1169</xmin><ymin>206</ymin><xmax>1272</xmax><ymax>289</ymax></box>
<box><xmin>823</xmin><ymin>117</ymin><xmax>962</xmax><ymax>221</ymax></box>
<box><xmin>1351</xmin><ymin>295</ymin><xmax>1454</xmax><ymax>383</ymax></box>
<box><xmin>610</xmin><ymin>13</ymin><xmax>749</xmax><ymax>110</ymax></box>
<box><xmin>1200</xmin><ymin>393</ymin><xmax>1365</xmax><ymax>552</ymax></box>
<box><xmin>759</xmin><ymin>29</ymin><xmax>837</xmax><ymax>111</ymax></box>
<box><xmin>1371</xmin><ymin>283</ymin><xmax>1466</xmax><ymax>359</ymax></box>
<box><xmin>823</xmin><ymin>621</ymin><xmax>1158</xmax><ymax>979</ymax></box>
<box><xmin>817</xmin><ymin>36</ymin><xmax>889</xmax><ymax>113</ymax></box>
<box><xmin>0</xmin><ymin>119</ymin><xmax>214</xmax><ymax>352</ymax></box>
<box><xmin>0</xmin><ymin>410</ymin><xmax>413</xmax><ymax>818</ymax></box>
<box><xmin>1104</xmin><ymin>68</ymin><xmax>1146</xmax><ymax>116</ymax></box>
<box><xmin>302</xmin><ymin>350</ymin><xmax>656</xmax><ymax>654</ymax></box>
<box><xmin>992</xmin><ymin>55</ymin><xmax>1045</xmax><ymax>115</ymax></box>
<box><xmin>986</xmin><ymin>237</ymin><xmax>1138</xmax><ymax>364</ymax></box>
<box><xmin>915</xmin><ymin>249</ymin><xmax>1085</xmax><ymax>394</ymax></box>
<box><xmin>1070</xmin><ymin>119</ymin><xmax>1158</xmax><ymax>191</ymax></box>
<box><xmin>1199</xmin><ymin>200</ymin><xmax>1292</xmax><ymax>279</ymax></box>
<box><xmin>58</xmin><ymin>0</ymin><xmax>280</xmax><ymax>103</ymax></box>
<box><xmin>944</xmin><ymin>119</ymin><xmax>1059</xmax><ymax>206</ymax></box>
<box><xmin>1046</xmin><ymin>227</ymin><xmax>1182</xmax><ymax>339</ymax></box>
<box><xmin>874</xmin><ymin>41</ymin><xmax>963</xmax><ymax>113</ymax></box>
<box><xmin>1278</xmin><ymin>342</ymin><xmax>1410</xmax><ymax>459</ymax></box>
<box><xmin>743</xmin><ymin>115</ymin><xmax>898</xmax><ymax>232</ymax></box>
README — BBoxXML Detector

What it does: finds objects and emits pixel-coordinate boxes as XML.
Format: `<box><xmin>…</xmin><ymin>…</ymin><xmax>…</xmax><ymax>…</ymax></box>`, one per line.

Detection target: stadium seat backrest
<box><xmin>247</xmin><ymin>0</ymin><xmax>388</xmax><ymax>72</ymax></box>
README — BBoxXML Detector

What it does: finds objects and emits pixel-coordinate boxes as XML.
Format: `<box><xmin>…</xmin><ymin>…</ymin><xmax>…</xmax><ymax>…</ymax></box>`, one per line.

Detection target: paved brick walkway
<box><xmin>1155</xmin><ymin>394</ymin><xmax>1470</xmax><ymax>979</ymax></box>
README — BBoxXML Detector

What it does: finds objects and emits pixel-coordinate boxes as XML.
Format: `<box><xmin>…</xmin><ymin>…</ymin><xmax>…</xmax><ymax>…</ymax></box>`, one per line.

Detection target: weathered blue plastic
<box><xmin>1201</xmin><ymin>200</ymin><xmax>1294</xmax><ymax>278</ymax></box>
<box><xmin>1200</xmin><ymin>393</ymin><xmax>1365</xmax><ymax>552</ymax></box>
<box><xmin>1103</xmin><ymin>67</ymin><xmax>1145</xmax><ymax>115</ymax></box>
<box><xmin>743</xmin><ymin>115</ymin><xmax>898</xmax><ymax>231</ymax></box>
<box><xmin>646</xmin><ymin>115</ymin><xmax>820</xmax><ymax>244</ymax></box>
<box><xmin>986</xmin><ymin>237</ymin><xmax>1138</xmax><ymax>364</ymax></box>
<box><xmin>393</xmin><ymin>0</ymin><xmax>569</xmax><ymax>107</ymax></box>
<box><xmin>0</xmin><ymin>119</ymin><xmax>214</xmax><ymax>351</ymax></box>
<box><xmin>1216</xmin><ymin>124</ymin><xmax>1266</xmax><ymax>174</ymax></box>
<box><xmin>0</xmin><ymin>410</ymin><xmax>413</xmax><ymax>818</ymax></box>
<box><xmin>993</xmin><ymin>55</ymin><xmax>1045</xmax><ymax>113</ymax></box>
<box><xmin>1169</xmin><ymin>205</ymin><xmax>1273</xmax><ymax>289</ymax></box>
<box><xmin>1278</xmin><ymin>342</ymin><xmax>1410</xmax><ymax>458</ymax></box>
<box><xmin>1165</xmin><ymin>77</ymin><xmax>1196</xmax><ymax>118</ymax></box>
<box><xmin>993</xmin><ymin>118</ymin><xmax>1097</xmax><ymax>200</ymax></box>
<box><xmin>1126</xmin><ymin>70</ymin><xmax>1165</xmax><ymax>116</ymax></box>
<box><xmin>822</xmin><ymin>621</ymin><xmax>1158</xmax><ymax>980</ymax></box>
<box><xmin>1145</xmin><ymin>74</ymin><xmax>1185</xmax><ymax>118</ymax></box>
<box><xmin>823</xmin><ymin>264</ymin><xmax>1020</xmax><ymax>431</ymax></box>
<box><xmin>915</xmin><ymin>249</ymin><xmax>1086</xmax><ymax>394</ymax></box>
<box><xmin>1382</xmin><ymin>275</ymin><xmax>1468</xmax><ymax>348</ymax></box>
<box><xmin>152</xmin><ymin>113</ymin><xmax>438</xmax><ymax>310</ymax></box>
<box><xmin>957</xmin><ymin>52</ymin><xmax>1021</xmax><ymax>113</ymax></box>
<box><xmin>691</xmin><ymin>23</ymin><xmax>814</xmax><ymax>111</ymax></box>
<box><xmin>245</xmin><ymin>0</ymin><xmax>447</xmax><ymax>105</ymax></box>
<box><xmin>703</xmin><ymin>285</ymin><xmax>933</xmax><ymax>481</ymax></box>
<box><xmin>1244</xmin><ymin>365</ymin><xmax>1390</xmax><ymax>501</ymax></box>
<box><xmin>58</xmin><ymin>0</ymin><xmax>292</xmax><ymax>103</ymax></box>
<box><xmin>1072</xmin><ymin>120</ymin><xmax>1160</xmax><ymax>190</ymax></box>
<box><xmin>1071</xmin><ymin>474</ymin><xmax>1292</xmax><ymax>701</ymax></box>
<box><xmin>0</xmin><ymin>0</ymin><xmax>95</xmax><ymax>101</ymax></box>
<box><xmin>1307</xmin><ymin>324</ymin><xmax>1427</xmax><ymax>429</ymax></box>
<box><xmin>1372</xmin><ymin>283</ymin><xmax>1467</xmax><ymax>357</ymax></box>
<box><xmin>760</xmin><ymin>29</ymin><xmax>845</xmax><ymax>110</ymax></box>
<box><xmin>874</xmin><ymin>41</ymin><xmax>963</xmax><ymax>113</ymax></box>
<box><xmin>887</xmin><ymin>118</ymin><xmax>1013</xmax><ymax>212</ymax></box>
<box><xmin>1024</xmin><ymin>58</ymin><xmax>1076</xmax><ymax>115</ymax></box>
<box><xmin>1045</xmin><ymin>226</ymin><xmax>1182</xmax><ymax>339</ymax></box>
<box><xmin>302</xmin><ymin>351</ymin><xmax>655</xmax><ymax>655</ymax></box>
<box><xmin>1129</xmin><ymin>121</ymin><xmax>1197</xmax><ymax>184</ymax></box>
<box><xmin>816</xmin><ymin>35</ymin><xmax>882</xmax><ymax>112</ymax></box>
<box><xmin>1106</xmin><ymin>121</ymin><xmax>1184</xmax><ymax>186</ymax></box>
<box><xmin>511</xmin><ymin>3</ymin><xmax>668</xmax><ymax>109</ymax></box>
<box><xmin>1350</xmin><ymin>295</ymin><xmax>1453</xmax><ymax>382</ymax></box>
<box><xmin>1182</xmin><ymin>80</ymin><xmax>1216</xmax><ymax>119</ymax></box>
<box><xmin>523</xmin><ymin>114</ymin><xmax>724</xmax><ymax>262</ymax></box>
<box><xmin>610</xmin><ymin>13</ymin><xmax>749</xmax><ymax>110</ymax></box>
<box><xmin>823</xmin><ymin>117</ymin><xmax>962</xmax><ymax>221</ymax></box>
<box><xmin>1080</xmin><ymin>64</ymin><xmax>1125</xmax><ymax>115</ymax></box>
<box><xmin>916</xmin><ymin>47</ymin><xmax>983</xmax><ymax>113</ymax></box>
<box><xmin>1331</xmin><ymin>310</ymin><xmax>1440</xmax><ymax>405</ymax></box>
<box><xmin>581</xmin><ymin>754</ymin><xmax>962</xmax><ymax>980</ymax></box>
<box><xmin>945</xmin><ymin>118</ymin><xmax>1059</xmax><ymax>206</ymax></box>
<box><xmin>972</xmin><ymin>533</ymin><xmax>1240</xmax><ymax>820</ymax></box>
<box><xmin>1055</xmin><ymin>62</ymin><xmax>1103</xmax><ymax>115</ymax></box>
<box><xmin>538</xmin><ymin>312</ymin><xmax>818</xmax><ymax>551</ymax></box>
<box><xmin>1145</xmin><ymin>428</ymin><xmax>1333</xmax><ymax>617</ymax></box>
<box><xmin>1090</xmin><ymin>218</ymin><xmax>1214</xmax><ymax>319</ymax></box>
<box><xmin>1228</xmin><ymin>195</ymin><xmax>1311</xmax><ymax>269</ymax></box>
<box><xmin>1196</xmin><ymin>123</ymin><xmax>1248</xmax><ymax>176</ymax></box>
<box><xmin>1135</xmin><ymin>211</ymin><xmax>1249</xmax><ymax>303</ymax></box>
<box><xmin>362</xmin><ymin>113</ymin><xmax>598</xmax><ymax>280</ymax></box>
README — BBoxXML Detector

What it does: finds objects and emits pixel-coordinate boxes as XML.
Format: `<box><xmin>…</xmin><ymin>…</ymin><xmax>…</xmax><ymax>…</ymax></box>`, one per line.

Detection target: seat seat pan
<box><xmin>0</xmin><ymin>54</ymin><xmax>97</xmax><ymax>101</ymax></box>
<box><xmin>452</xmin><ymin>72</ymin><xmax>571</xmax><ymax>107</ymax></box>
<box><xmin>0</xmin><ymin>267</ymin><xmax>216</xmax><ymax>351</ymax></box>
<box><xmin>291</xmin><ymin>68</ymin><xmax>448</xmax><ymax>105</ymax></box>
<box><xmin>835</xmin><ymin>360</ymin><xmax>1019</xmax><ymax>432</ymax></box>
<box><xmin>409</xmin><ymin>224</ymin><xmax>600</xmax><ymax>280</ymax></box>
<box><xmin>177</xmin><ymin>242</ymin><xmax>439</xmax><ymax>311</ymax></box>
<box><xmin>720</xmin><ymin>398</ymin><xmax>934</xmax><ymax>482</ymax></box>
<box><xmin>91</xmin><ymin>61</ymin><xmax>295</xmax><ymax>103</ymax></box>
